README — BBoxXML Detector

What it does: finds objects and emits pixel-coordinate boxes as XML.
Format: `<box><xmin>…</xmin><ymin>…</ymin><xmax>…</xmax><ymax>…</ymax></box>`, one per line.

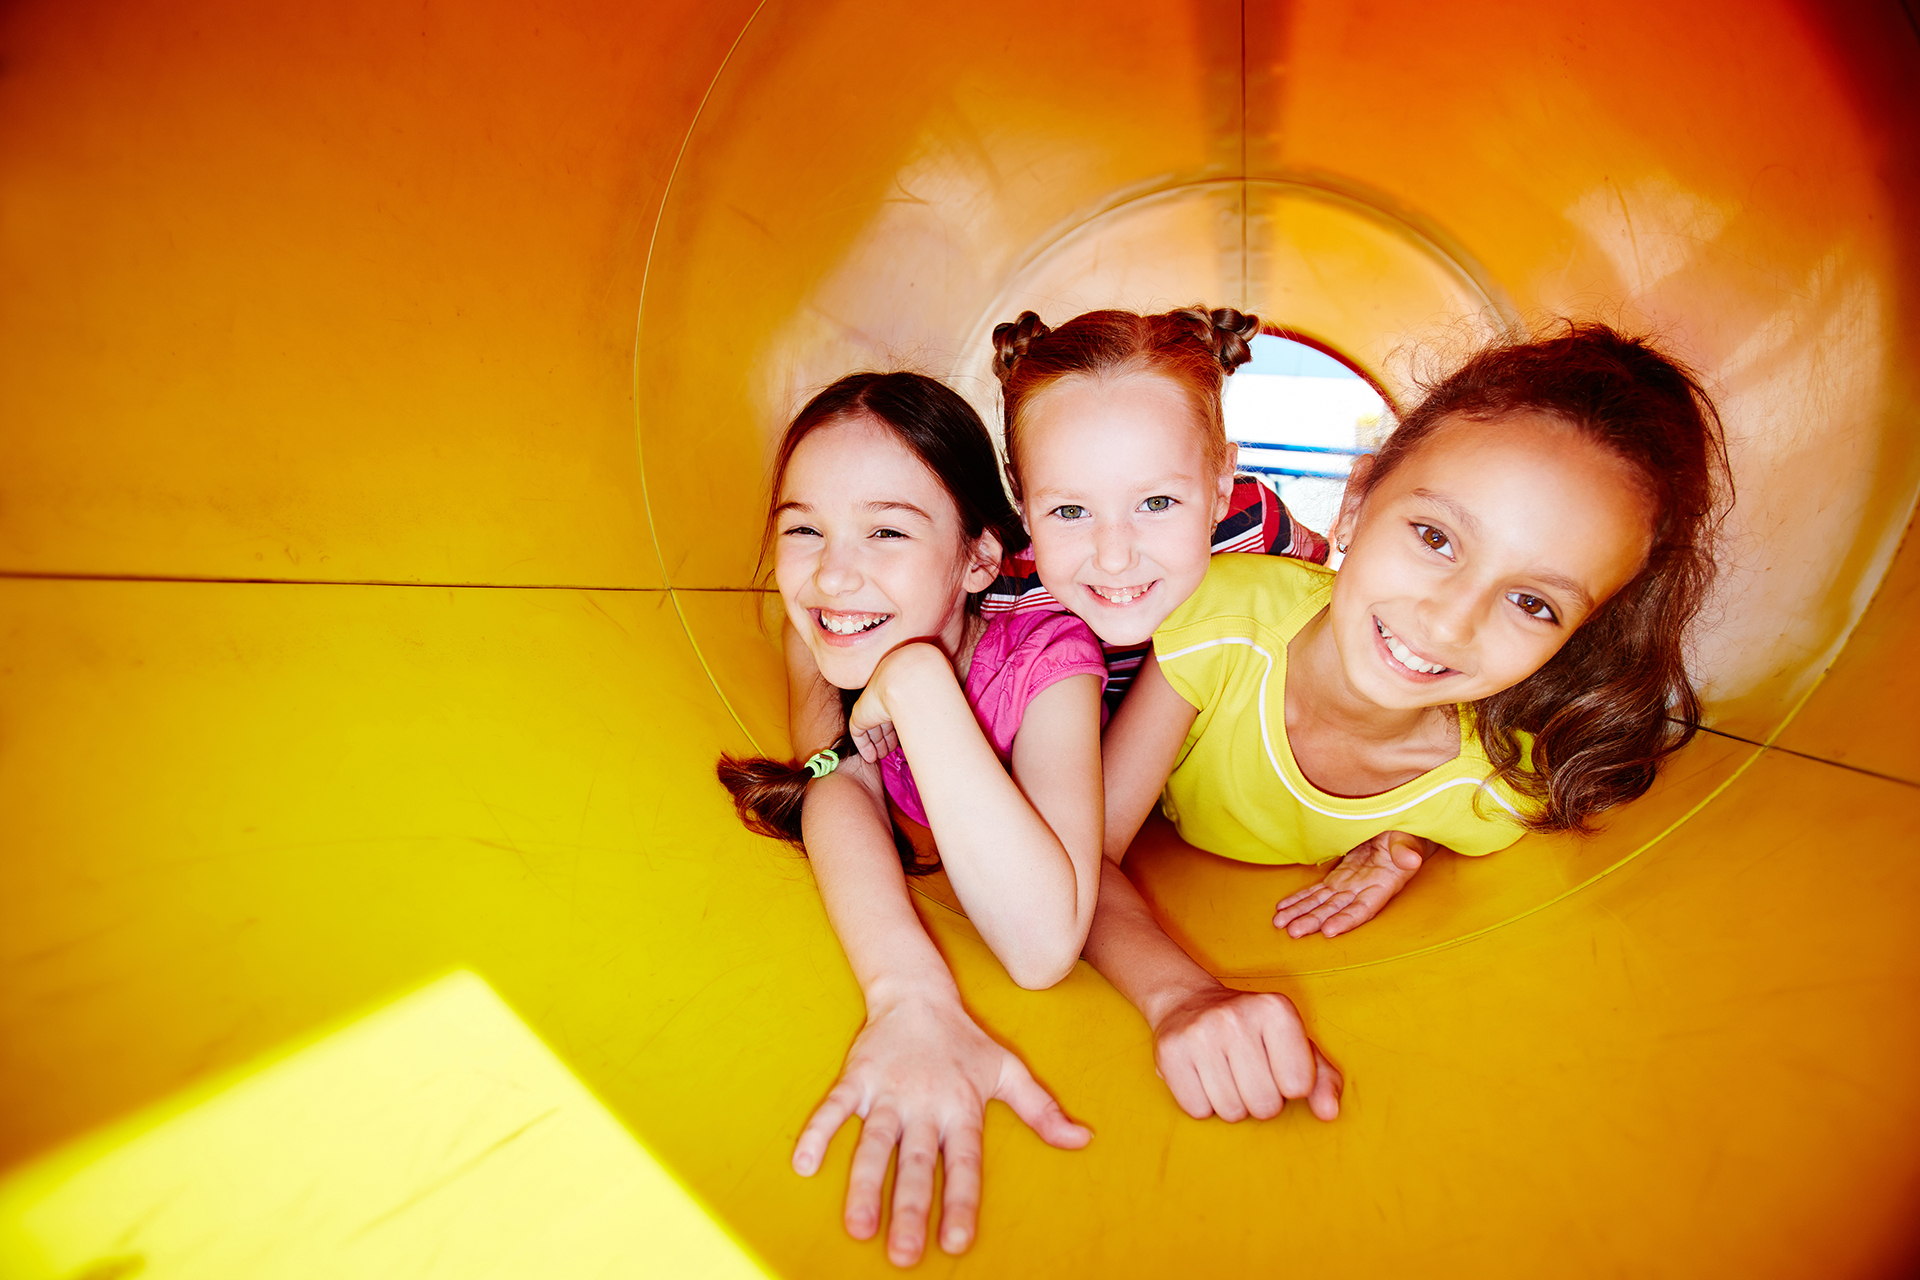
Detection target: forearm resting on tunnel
<box><xmin>860</xmin><ymin>645</ymin><xmax>1102</xmax><ymax>990</ymax></box>
<box><xmin>1080</xmin><ymin>858</ymin><xmax>1222</xmax><ymax>1028</ymax></box>
<box><xmin>1083</xmin><ymin>858</ymin><xmax>1343</xmax><ymax>1123</ymax></box>
<box><xmin>800</xmin><ymin>766</ymin><xmax>963</xmax><ymax>1010</ymax></box>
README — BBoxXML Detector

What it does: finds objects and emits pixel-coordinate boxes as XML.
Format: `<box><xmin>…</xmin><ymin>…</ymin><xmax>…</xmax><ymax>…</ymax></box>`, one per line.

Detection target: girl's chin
<box><xmin>811</xmin><ymin>650</ymin><xmax>880</xmax><ymax>691</ymax></box>
<box><xmin>1081</xmin><ymin>619</ymin><xmax>1156</xmax><ymax>647</ymax></box>
<box><xmin>1073</xmin><ymin>602</ymin><xmax>1173</xmax><ymax>647</ymax></box>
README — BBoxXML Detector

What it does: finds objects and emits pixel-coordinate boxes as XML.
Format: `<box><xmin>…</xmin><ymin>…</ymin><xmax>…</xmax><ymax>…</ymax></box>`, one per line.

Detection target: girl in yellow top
<box><xmin>1088</xmin><ymin>323</ymin><xmax>1730</xmax><ymax>1125</ymax></box>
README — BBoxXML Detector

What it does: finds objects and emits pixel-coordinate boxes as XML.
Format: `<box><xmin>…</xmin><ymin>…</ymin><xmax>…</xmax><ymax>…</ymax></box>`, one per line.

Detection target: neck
<box><xmin>942</xmin><ymin>609</ymin><xmax>986</xmax><ymax>681</ymax></box>
<box><xmin>1286</xmin><ymin>607</ymin><xmax>1452</xmax><ymax>745</ymax></box>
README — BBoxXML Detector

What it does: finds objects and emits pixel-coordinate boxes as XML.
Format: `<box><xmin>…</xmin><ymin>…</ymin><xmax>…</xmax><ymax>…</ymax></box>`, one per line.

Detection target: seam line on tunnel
<box><xmin>630</xmin><ymin>0</ymin><xmax>775</xmax><ymax>758</ymax></box>
<box><xmin>1239</xmin><ymin>0</ymin><xmax>1248</xmax><ymax>309</ymax></box>
<box><xmin>1694</xmin><ymin>725</ymin><xmax>1919</xmax><ymax>790</ymax></box>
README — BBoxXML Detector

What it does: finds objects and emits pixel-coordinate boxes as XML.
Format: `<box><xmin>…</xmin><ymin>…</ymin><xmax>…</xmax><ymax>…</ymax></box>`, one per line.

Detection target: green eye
<box><xmin>1053</xmin><ymin>505</ymin><xmax>1088</xmax><ymax>520</ymax></box>
<box><xmin>1142</xmin><ymin>496</ymin><xmax>1174</xmax><ymax>512</ymax></box>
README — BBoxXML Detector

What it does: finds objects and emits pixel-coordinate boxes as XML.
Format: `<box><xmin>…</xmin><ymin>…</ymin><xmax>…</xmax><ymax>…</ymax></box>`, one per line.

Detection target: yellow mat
<box><xmin>2</xmin><ymin>1</ymin><xmax>1917</xmax><ymax>1276</ymax></box>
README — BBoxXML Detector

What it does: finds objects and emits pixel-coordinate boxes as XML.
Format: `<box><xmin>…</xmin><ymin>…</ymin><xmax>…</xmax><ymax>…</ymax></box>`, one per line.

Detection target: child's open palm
<box><xmin>1273</xmin><ymin>831</ymin><xmax>1440</xmax><ymax>938</ymax></box>
<box><xmin>792</xmin><ymin>993</ymin><xmax>1090</xmax><ymax>1265</ymax></box>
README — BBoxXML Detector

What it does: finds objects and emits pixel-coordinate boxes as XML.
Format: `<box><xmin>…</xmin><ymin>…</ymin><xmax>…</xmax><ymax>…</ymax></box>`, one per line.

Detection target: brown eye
<box><xmin>1412</xmin><ymin>523</ymin><xmax>1454</xmax><ymax>558</ymax></box>
<box><xmin>1507</xmin><ymin>591</ymin><xmax>1559</xmax><ymax>623</ymax></box>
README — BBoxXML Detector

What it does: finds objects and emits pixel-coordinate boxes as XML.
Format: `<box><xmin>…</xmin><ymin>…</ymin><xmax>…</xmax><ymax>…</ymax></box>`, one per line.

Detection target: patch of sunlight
<box><xmin>0</xmin><ymin>972</ymin><xmax>771</xmax><ymax>1280</ymax></box>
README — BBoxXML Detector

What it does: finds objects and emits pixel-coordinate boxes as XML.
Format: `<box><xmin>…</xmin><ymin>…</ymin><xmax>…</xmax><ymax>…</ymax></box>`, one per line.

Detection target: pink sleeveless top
<box><xmin>880</xmin><ymin>611</ymin><xmax>1107</xmax><ymax>828</ymax></box>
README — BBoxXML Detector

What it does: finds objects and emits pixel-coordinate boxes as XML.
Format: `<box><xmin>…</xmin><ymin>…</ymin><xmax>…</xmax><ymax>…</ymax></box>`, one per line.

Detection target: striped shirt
<box><xmin>981</xmin><ymin>474</ymin><xmax>1330</xmax><ymax>711</ymax></box>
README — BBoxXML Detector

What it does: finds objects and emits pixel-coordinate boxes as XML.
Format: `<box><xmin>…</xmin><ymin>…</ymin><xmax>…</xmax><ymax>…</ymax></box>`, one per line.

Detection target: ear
<box><xmin>1211</xmin><ymin>460</ymin><xmax>1236</xmax><ymax>526</ymax></box>
<box><xmin>1332</xmin><ymin>453</ymin><xmax>1377</xmax><ymax>551</ymax></box>
<box><xmin>962</xmin><ymin>528</ymin><xmax>1005</xmax><ymax>594</ymax></box>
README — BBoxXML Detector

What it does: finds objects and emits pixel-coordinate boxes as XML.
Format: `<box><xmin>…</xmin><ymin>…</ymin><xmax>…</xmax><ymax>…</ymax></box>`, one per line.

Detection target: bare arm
<box><xmin>1084</xmin><ymin>650</ymin><xmax>1340</xmax><ymax>1122</ymax></box>
<box><xmin>1100</xmin><ymin>650</ymin><xmax>1197</xmax><ymax>862</ymax></box>
<box><xmin>1082</xmin><ymin>832</ymin><xmax>1343</xmax><ymax>1123</ymax></box>
<box><xmin>853</xmin><ymin>644</ymin><xmax>1101</xmax><ymax>990</ymax></box>
<box><xmin>794</xmin><ymin>758</ymin><xmax>1089</xmax><ymax>1264</ymax></box>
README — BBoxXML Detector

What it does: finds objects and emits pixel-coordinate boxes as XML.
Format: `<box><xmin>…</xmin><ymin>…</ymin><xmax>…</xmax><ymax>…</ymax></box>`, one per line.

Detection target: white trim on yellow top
<box><xmin>1157</xmin><ymin>635</ymin><xmax>1521</xmax><ymax>821</ymax></box>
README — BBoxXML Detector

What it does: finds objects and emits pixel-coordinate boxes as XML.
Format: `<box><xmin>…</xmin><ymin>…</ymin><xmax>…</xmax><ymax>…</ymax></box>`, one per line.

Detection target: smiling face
<box><xmin>773</xmin><ymin>412</ymin><xmax>1000</xmax><ymax>690</ymax></box>
<box><xmin>1328</xmin><ymin>411</ymin><xmax>1657</xmax><ymax>710</ymax></box>
<box><xmin>1013</xmin><ymin>370</ymin><xmax>1233</xmax><ymax>647</ymax></box>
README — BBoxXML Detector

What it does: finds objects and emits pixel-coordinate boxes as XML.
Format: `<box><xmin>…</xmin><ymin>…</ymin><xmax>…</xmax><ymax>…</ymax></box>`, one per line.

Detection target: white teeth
<box><xmin>819</xmin><ymin>612</ymin><xmax>888</xmax><ymax>636</ymax></box>
<box><xmin>1375</xmin><ymin>619</ymin><xmax>1448</xmax><ymax>675</ymax></box>
<box><xmin>1089</xmin><ymin>583</ymin><xmax>1151</xmax><ymax>605</ymax></box>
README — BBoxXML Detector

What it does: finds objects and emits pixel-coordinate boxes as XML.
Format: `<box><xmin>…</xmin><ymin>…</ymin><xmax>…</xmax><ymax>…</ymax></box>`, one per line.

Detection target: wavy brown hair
<box><xmin>1356</xmin><ymin>321</ymin><xmax>1731</xmax><ymax>834</ymax></box>
<box><xmin>991</xmin><ymin>306</ymin><xmax>1260</xmax><ymax>494</ymax></box>
<box><xmin>715</xmin><ymin>371</ymin><xmax>1025</xmax><ymax>875</ymax></box>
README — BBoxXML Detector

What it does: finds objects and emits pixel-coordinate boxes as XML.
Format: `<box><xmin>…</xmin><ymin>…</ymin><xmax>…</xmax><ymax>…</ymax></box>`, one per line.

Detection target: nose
<box><xmin>1093</xmin><ymin>516</ymin><xmax>1135</xmax><ymax>576</ymax></box>
<box><xmin>813</xmin><ymin>535</ymin><xmax>863</xmax><ymax>597</ymax></box>
<box><xmin>1420</xmin><ymin>585</ymin><xmax>1482</xmax><ymax>650</ymax></box>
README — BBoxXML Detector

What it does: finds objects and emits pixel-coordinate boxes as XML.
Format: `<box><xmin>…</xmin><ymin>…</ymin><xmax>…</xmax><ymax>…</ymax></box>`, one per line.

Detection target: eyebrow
<box><xmin>1408</xmin><ymin>488</ymin><xmax>1594</xmax><ymax>612</ymax></box>
<box><xmin>1027</xmin><ymin>474</ymin><xmax>1205</xmax><ymax>500</ymax></box>
<box><xmin>771</xmin><ymin>499</ymin><xmax>935</xmax><ymax>521</ymax></box>
<box><xmin>1527</xmin><ymin>569</ymin><xmax>1595</xmax><ymax>614</ymax></box>
<box><xmin>1409</xmin><ymin>488</ymin><xmax>1483</xmax><ymax>537</ymax></box>
<box><xmin>868</xmin><ymin>500</ymin><xmax>935</xmax><ymax>520</ymax></box>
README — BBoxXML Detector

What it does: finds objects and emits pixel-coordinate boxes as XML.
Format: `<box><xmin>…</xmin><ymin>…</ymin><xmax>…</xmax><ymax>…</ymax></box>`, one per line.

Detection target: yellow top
<box><xmin>1152</xmin><ymin>554</ymin><xmax>1533</xmax><ymax>864</ymax></box>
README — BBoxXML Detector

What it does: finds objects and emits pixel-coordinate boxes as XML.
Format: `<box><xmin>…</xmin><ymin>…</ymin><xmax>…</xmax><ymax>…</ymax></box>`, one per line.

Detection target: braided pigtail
<box><xmin>1209</xmin><ymin>308</ymin><xmax>1260</xmax><ymax>372</ymax></box>
<box><xmin>991</xmin><ymin>311</ymin><xmax>1052</xmax><ymax>385</ymax></box>
<box><xmin>716</xmin><ymin>688</ymin><xmax>939</xmax><ymax>876</ymax></box>
<box><xmin>715</xmin><ymin>738</ymin><xmax>852</xmax><ymax>847</ymax></box>
<box><xmin>1167</xmin><ymin>305</ymin><xmax>1260</xmax><ymax>374</ymax></box>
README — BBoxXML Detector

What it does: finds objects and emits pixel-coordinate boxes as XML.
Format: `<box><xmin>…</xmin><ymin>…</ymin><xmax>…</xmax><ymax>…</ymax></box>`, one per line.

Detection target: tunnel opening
<box><xmin>1223</xmin><ymin>330</ymin><xmax>1391</xmax><ymax>536</ymax></box>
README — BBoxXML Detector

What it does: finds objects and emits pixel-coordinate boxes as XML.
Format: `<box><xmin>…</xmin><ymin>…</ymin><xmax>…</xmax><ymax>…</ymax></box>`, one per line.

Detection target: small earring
<box><xmin>1335</xmin><ymin>540</ymin><xmax>1348</xmax><ymax>553</ymax></box>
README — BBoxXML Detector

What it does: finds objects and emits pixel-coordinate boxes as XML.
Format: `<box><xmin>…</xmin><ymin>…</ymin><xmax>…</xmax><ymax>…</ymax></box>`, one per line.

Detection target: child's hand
<box><xmin>1273</xmin><ymin>831</ymin><xmax>1437</xmax><ymax>938</ymax></box>
<box><xmin>1150</xmin><ymin>984</ymin><xmax>1342</xmax><ymax>1122</ymax></box>
<box><xmin>792</xmin><ymin>993</ymin><xmax>1091</xmax><ymax>1266</ymax></box>
<box><xmin>846</xmin><ymin>643</ymin><xmax>946</xmax><ymax>763</ymax></box>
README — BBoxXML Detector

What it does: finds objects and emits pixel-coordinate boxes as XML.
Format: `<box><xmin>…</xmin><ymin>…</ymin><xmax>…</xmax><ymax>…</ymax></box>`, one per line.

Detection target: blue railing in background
<box><xmin>1233</xmin><ymin>440</ymin><xmax>1371</xmax><ymax>481</ymax></box>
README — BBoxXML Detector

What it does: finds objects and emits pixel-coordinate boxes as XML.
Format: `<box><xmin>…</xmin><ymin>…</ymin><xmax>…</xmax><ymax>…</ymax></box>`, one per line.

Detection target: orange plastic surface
<box><xmin>2</xmin><ymin>1</ymin><xmax>1917</xmax><ymax>1276</ymax></box>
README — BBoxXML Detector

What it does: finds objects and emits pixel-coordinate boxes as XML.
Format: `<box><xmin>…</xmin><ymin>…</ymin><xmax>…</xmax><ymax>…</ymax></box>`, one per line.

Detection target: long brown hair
<box><xmin>991</xmin><ymin>306</ymin><xmax>1259</xmax><ymax>493</ymax></box>
<box><xmin>1356</xmin><ymin>321</ymin><xmax>1731</xmax><ymax>834</ymax></box>
<box><xmin>715</xmin><ymin>371</ymin><xmax>1024</xmax><ymax>875</ymax></box>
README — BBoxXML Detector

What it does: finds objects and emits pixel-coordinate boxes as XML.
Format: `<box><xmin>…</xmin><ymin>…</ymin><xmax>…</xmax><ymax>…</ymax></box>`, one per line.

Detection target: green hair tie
<box><xmin>804</xmin><ymin>749</ymin><xmax>840</xmax><ymax>779</ymax></box>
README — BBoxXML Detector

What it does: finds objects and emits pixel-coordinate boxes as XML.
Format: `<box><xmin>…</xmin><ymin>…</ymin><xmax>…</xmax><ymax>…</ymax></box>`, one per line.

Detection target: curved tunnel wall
<box><xmin>2</xmin><ymin>1</ymin><xmax>1918</xmax><ymax>1277</ymax></box>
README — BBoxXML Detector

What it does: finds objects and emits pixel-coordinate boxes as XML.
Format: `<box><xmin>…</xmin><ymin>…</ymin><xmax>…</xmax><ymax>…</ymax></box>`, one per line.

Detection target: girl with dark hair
<box><xmin>716</xmin><ymin>371</ymin><xmax>1103</xmax><ymax>1266</ymax></box>
<box><xmin>1087</xmin><ymin>321</ymin><xmax>1731</xmax><ymax>1125</ymax></box>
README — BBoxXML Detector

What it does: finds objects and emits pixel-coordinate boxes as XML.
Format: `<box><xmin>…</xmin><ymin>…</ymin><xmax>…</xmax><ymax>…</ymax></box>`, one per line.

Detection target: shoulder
<box><xmin>1454</xmin><ymin>713</ymin><xmax>1543</xmax><ymax>829</ymax></box>
<box><xmin>1163</xmin><ymin>552</ymin><xmax>1333</xmax><ymax>635</ymax></box>
<box><xmin>983</xmin><ymin>608</ymin><xmax>1104</xmax><ymax>666</ymax></box>
<box><xmin>1211</xmin><ymin>474</ymin><xmax>1331</xmax><ymax>563</ymax></box>
<box><xmin>971</xmin><ymin>610</ymin><xmax>1107</xmax><ymax>724</ymax></box>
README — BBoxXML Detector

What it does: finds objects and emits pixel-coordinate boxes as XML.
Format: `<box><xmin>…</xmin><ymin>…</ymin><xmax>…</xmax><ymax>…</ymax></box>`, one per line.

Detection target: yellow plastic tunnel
<box><xmin>3</xmin><ymin>1</ymin><xmax>1918</xmax><ymax>1276</ymax></box>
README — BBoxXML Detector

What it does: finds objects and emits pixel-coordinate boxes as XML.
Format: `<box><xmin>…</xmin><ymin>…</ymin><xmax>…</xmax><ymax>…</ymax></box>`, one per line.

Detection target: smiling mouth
<box><xmin>1375</xmin><ymin>617</ymin><xmax>1451</xmax><ymax>676</ymax></box>
<box><xmin>1086</xmin><ymin>582</ymin><xmax>1156</xmax><ymax>606</ymax></box>
<box><xmin>815</xmin><ymin>609</ymin><xmax>890</xmax><ymax>637</ymax></box>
